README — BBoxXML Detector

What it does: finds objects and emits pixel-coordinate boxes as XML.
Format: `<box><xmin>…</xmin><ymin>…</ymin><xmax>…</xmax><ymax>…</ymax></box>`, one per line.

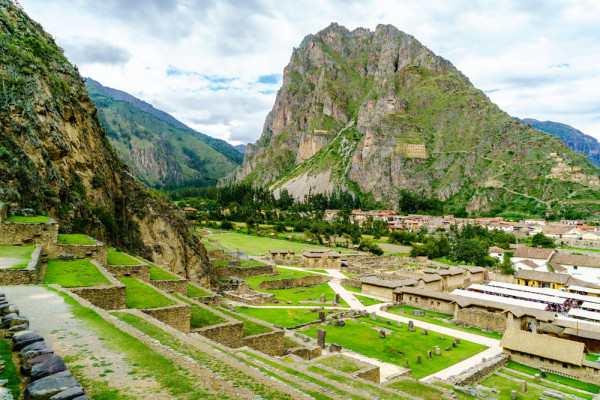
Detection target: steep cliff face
<box><xmin>86</xmin><ymin>79</ymin><xmax>240</xmax><ymax>189</ymax></box>
<box><xmin>0</xmin><ymin>1</ymin><xmax>213</xmax><ymax>285</ymax></box>
<box><xmin>519</xmin><ymin>118</ymin><xmax>600</xmax><ymax>168</ymax></box>
<box><xmin>227</xmin><ymin>23</ymin><xmax>600</xmax><ymax>212</ymax></box>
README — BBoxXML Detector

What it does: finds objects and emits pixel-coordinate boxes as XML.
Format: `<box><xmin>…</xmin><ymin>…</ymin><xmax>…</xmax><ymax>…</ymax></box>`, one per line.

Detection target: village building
<box><xmin>269</xmin><ymin>250</ymin><xmax>296</xmax><ymax>263</ymax></box>
<box><xmin>361</xmin><ymin>276</ymin><xmax>417</xmax><ymax>300</ymax></box>
<box><xmin>488</xmin><ymin>246</ymin><xmax>506</xmax><ymax>261</ymax></box>
<box><xmin>515</xmin><ymin>269</ymin><xmax>596</xmax><ymax>289</ymax></box>
<box><xmin>301</xmin><ymin>249</ymin><xmax>342</xmax><ymax>269</ymax></box>
<box><xmin>551</xmin><ymin>253</ymin><xmax>600</xmax><ymax>285</ymax></box>
<box><xmin>512</xmin><ymin>246</ymin><xmax>554</xmax><ymax>269</ymax></box>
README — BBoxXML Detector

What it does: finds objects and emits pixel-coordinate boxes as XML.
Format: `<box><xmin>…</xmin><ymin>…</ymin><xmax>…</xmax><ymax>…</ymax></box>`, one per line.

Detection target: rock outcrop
<box><xmin>0</xmin><ymin>1</ymin><xmax>212</xmax><ymax>284</ymax></box>
<box><xmin>225</xmin><ymin>23</ymin><xmax>600</xmax><ymax>213</ymax></box>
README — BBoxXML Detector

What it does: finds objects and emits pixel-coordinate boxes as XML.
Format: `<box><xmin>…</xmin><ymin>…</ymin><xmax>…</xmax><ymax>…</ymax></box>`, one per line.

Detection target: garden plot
<box><xmin>57</xmin><ymin>234</ymin><xmax>96</xmax><ymax>245</ymax></box>
<box><xmin>0</xmin><ymin>245</ymin><xmax>35</xmax><ymax>269</ymax></box>
<box><xmin>302</xmin><ymin>318</ymin><xmax>487</xmax><ymax>379</ymax></box>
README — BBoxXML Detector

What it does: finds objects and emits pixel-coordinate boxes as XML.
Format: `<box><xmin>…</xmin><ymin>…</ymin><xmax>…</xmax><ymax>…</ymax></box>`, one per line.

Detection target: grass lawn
<box><xmin>316</xmin><ymin>355</ymin><xmax>364</xmax><ymax>373</ymax></box>
<box><xmin>212</xmin><ymin>306</ymin><xmax>273</xmax><ymax>337</ymax></box>
<box><xmin>117</xmin><ymin>277</ymin><xmax>176</xmax><ymax>309</ymax></box>
<box><xmin>500</xmin><ymin>368</ymin><xmax>594</xmax><ymax>399</ymax></box>
<box><xmin>308</xmin><ymin>269</ymin><xmax>328</xmax><ymax>274</ymax></box>
<box><xmin>302</xmin><ymin>319</ymin><xmax>487</xmax><ymax>379</ymax></box>
<box><xmin>199</xmin><ymin>240</ymin><xmax>223</xmax><ymax>251</ymax></box>
<box><xmin>388</xmin><ymin>305</ymin><xmax>503</xmax><ymax>340</ymax></box>
<box><xmin>355</xmin><ymin>295</ymin><xmax>383</xmax><ymax>306</ymax></box>
<box><xmin>172</xmin><ymin>294</ymin><xmax>226</xmax><ymax>329</ymax></box>
<box><xmin>45</xmin><ymin>259</ymin><xmax>111</xmax><ymax>287</ymax></box>
<box><xmin>235</xmin><ymin>307</ymin><xmax>328</xmax><ymax>327</ymax></box>
<box><xmin>0</xmin><ymin>245</ymin><xmax>34</xmax><ymax>259</ymax></box>
<box><xmin>342</xmin><ymin>285</ymin><xmax>361</xmax><ymax>293</ymax></box>
<box><xmin>212</xmin><ymin>259</ymin><xmax>267</xmax><ymax>268</ymax></box>
<box><xmin>0</xmin><ymin>339</ymin><xmax>20</xmax><ymax>398</ymax></box>
<box><xmin>244</xmin><ymin>267</ymin><xmax>318</xmax><ymax>288</ymax></box>
<box><xmin>506</xmin><ymin>361</ymin><xmax>599</xmax><ymax>393</ymax></box>
<box><xmin>480</xmin><ymin>374</ymin><xmax>546</xmax><ymax>400</ymax></box>
<box><xmin>560</xmin><ymin>246</ymin><xmax>600</xmax><ymax>253</ymax></box>
<box><xmin>586</xmin><ymin>353</ymin><xmax>600</xmax><ymax>362</ymax></box>
<box><xmin>107</xmin><ymin>248</ymin><xmax>141</xmax><ymax>265</ymax></box>
<box><xmin>253</xmin><ymin>283</ymin><xmax>349</xmax><ymax>307</ymax></box>
<box><xmin>206</xmin><ymin>232</ymin><xmax>354</xmax><ymax>255</ymax></box>
<box><xmin>187</xmin><ymin>284</ymin><xmax>211</xmax><ymax>297</ymax></box>
<box><xmin>149</xmin><ymin>265</ymin><xmax>179</xmax><ymax>280</ymax></box>
<box><xmin>57</xmin><ymin>234</ymin><xmax>96</xmax><ymax>245</ymax></box>
<box><xmin>6</xmin><ymin>215</ymin><xmax>49</xmax><ymax>223</ymax></box>
<box><xmin>387</xmin><ymin>379</ymin><xmax>444</xmax><ymax>400</ymax></box>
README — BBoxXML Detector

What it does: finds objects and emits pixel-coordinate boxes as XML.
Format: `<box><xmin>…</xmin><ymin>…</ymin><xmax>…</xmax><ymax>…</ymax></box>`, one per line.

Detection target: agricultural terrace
<box><xmin>0</xmin><ymin>245</ymin><xmax>34</xmax><ymax>269</ymax></box>
<box><xmin>44</xmin><ymin>259</ymin><xmax>111</xmax><ymax>287</ymax></box>
<box><xmin>205</xmin><ymin>232</ymin><xmax>356</xmax><ymax>256</ymax></box>
<box><xmin>235</xmin><ymin>307</ymin><xmax>341</xmax><ymax>328</ymax></box>
<box><xmin>5</xmin><ymin>215</ymin><xmax>50</xmax><ymax>223</ymax></box>
<box><xmin>107</xmin><ymin>248</ymin><xmax>141</xmax><ymax>265</ymax></box>
<box><xmin>117</xmin><ymin>277</ymin><xmax>176</xmax><ymax>309</ymax></box>
<box><xmin>57</xmin><ymin>234</ymin><xmax>96</xmax><ymax>245</ymax></box>
<box><xmin>302</xmin><ymin>318</ymin><xmax>487</xmax><ymax>379</ymax></box>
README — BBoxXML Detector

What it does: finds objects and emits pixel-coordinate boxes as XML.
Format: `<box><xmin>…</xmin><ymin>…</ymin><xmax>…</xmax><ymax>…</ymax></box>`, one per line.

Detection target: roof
<box><xmin>419</xmin><ymin>273</ymin><xmax>442</xmax><ymax>283</ymax></box>
<box><xmin>541</xmin><ymin>226</ymin><xmax>577</xmax><ymax>235</ymax></box>
<box><xmin>515</xmin><ymin>270</ymin><xmax>571</xmax><ymax>285</ymax></box>
<box><xmin>269</xmin><ymin>250</ymin><xmax>296</xmax><ymax>253</ymax></box>
<box><xmin>361</xmin><ymin>276</ymin><xmax>417</xmax><ymax>289</ymax></box>
<box><xmin>517</xmin><ymin>259</ymin><xmax>542</xmax><ymax>270</ymax></box>
<box><xmin>564</xmin><ymin>327</ymin><xmax>600</xmax><ymax>341</ymax></box>
<box><xmin>489</xmin><ymin>246</ymin><xmax>506</xmax><ymax>253</ymax></box>
<box><xmin>513</xmin><ymin>246</ymin><xmax>554</xmax><ymax>260</ymax></box>
<box><xmin>552</xmin><ymin>254</ymin><xmax>600</xmax><ymax>268</ymax></box>
<box><xmin>301</xmin><ymin>250</ymin><xmax>341</xmax><ymax>258</ymax></box>
<box><xmin>500</xmin><ymin>329</ymin><xmax>584</xmax><ymax>365</ymax></box>
<box><xmin>549</xmin><ymin>260</ymin><xmax>567</xmax><ymax>273</ymax></box>
<box><xmin>459</xmin><ymin>265</ymin><xmax>486</xmax><ymax>273</ymax></box>
<box><xmin>434</xmin><ymin>268</ymin><xmax>465</xmax><ymax>276</ymax></box>
<box><xmin>393</xmin><ymin>287</ymin><xmax>457</xmax><ymax>301</ymax></box>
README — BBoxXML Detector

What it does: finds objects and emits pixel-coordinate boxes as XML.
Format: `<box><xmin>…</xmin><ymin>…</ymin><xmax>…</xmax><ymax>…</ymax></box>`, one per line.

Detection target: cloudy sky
<box><xmin>18</xmin><ymin>0</ymin><xmax>600</xmax><ymax>144</ymax></box>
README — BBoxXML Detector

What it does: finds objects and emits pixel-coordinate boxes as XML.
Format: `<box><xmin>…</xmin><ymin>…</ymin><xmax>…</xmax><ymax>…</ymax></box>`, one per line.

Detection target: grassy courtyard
<box><xmin>255</xmin><ymin>284</ymin><xmax>349</xmax><ymax>307</ymax></box>
<box><xmin>57</xmin><ymin>234</ymin><xmax>96</xmax><ymax>245</ymax></box>
<box><xmin>5</xmin><ymin>215</ymin><xmax>49</xmax><ymax>223</ymax></box>
<box><xmin>243</xmin><ymin>267</ymin><xmax>319</xmax><ymax>287</ymax></box>
<box><xmin>235</xmin><ymin>307</ymin><xmax>331</xmax><ymax>328</ymax></box>
<box><xmin>355</xmin><ymin>295</ymin><xmax>383</xmax><ymax>306</ymax></box>
<box><xmin>107</xmin><ymin>248</ymin><xmax>141</xmax><ymax>265</ymax></box>
<box><xmin>302</xmin><ymin>319</ymin><xmax>487</xmax><ymax>379</ymax></box>
<box><xmin>0</xmin><ymin>245</ymin><xmax>34</xmax><ymax>269</ymax></box>
<box><xmin>206</xmin><ymin>232</ymin><xmax>353</xmax><ymax>256</ymax></box>
<box><xmin>117</xmin><ymin>277</ymin><xmax>176</xmax><ymax>309</ymax></box>
<box><xmin>45</xmin><ymin>259</ymin><xmax>111</xmax><ymax>287</ymax></box>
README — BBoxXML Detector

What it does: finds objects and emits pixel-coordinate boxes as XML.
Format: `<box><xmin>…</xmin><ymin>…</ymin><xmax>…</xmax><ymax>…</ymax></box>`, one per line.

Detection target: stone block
<box><xmin>445</xmin><ymin>346</ymin><xmax>451</xmax><ymax>351</ymax></box>
<box><xmin>379</xmin><ymin>330</ymin><xmax>385</xmax><ymax>338</ymax></box>
<box><xmin>510</xmin><ymin>390</ymin><xmax>517</xmax><ymax>400</ymax></box>
<box><xmin>49</xmin><ymin>387</ymin><xmax>86</xmax><ymax>400</ymax></box>
<box><xmin>329</xmin><ymin>343</ymin><xmax>342</xmax><ymax>353</ymax></box>
<box><xmin>520</xmin><ymin>381</ymin><xmax>527</xmax><ymax>393</ymax></box>
<box><xmin>31</xmin><ymin>355</ymin><xmax>67</xmax><ymax>381</ymax></box>
<box><xmin>334</xmin><ymin>294</ymin><xmax>340</xmax><ymax>304</ymax></box>
<box><xmin>417</xmin><ymin>355</ymin><xmax>421</xmax><ymax>364</ymax></box>
<box><xmin>371</xmin><ymin>312</ymin><xmax>377</xmax><ymax>320</ymax></box>
<box><xmin>319</xmin><ymin>311</ymin><xmax>325</xmax><ymax>322</ymax></box>
<box><xmin>317</xmin><ymin>329</ymin><xmax>326</xmax><ymax>348</ymax></box>
<box><xmin>422</xmin><ymin>329</ymin><xmax>427</xmax><ymax>335</ymax></box>
<box><xmin>434</xmin><ymin>347</ymin><xmax>440</xmax><ymax>356</ymax></box>
<box><xmin>534</xmin><ymin>373</ymin><xmax>540</xmax><ymax>382</ymax></box>
<box><xmin>427</xmin><ymin>351</ymin><xmax>431</xmax><ymax>360</ymax></box>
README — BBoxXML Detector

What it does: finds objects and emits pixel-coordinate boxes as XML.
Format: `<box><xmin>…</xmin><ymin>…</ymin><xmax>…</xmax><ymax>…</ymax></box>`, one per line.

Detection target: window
<box><xmin>437</xmin><ymin>302</ymin><xmax>440</xmax><ymax>306</ymax></box>
<box><xmin>562</xmin><ymin>363</ymin><xmax>568</xmax><ymax>368</ymax></box>
<box><xmin>574</xmin><ymin>266</ymin><xmax>578</xmax><ymax>270</ymax></box>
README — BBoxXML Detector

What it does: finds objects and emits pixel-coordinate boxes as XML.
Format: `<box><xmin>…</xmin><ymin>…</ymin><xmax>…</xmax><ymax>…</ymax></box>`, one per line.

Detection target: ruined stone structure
<box><xmin>269</xmin><ymin>250</ymin><xmax>296</xmax><ymax>263</ymax></box>
<box><xmin>301</xmin><ymin>250</ymin><xmax>342</xmax><ymax>269</ymax></box>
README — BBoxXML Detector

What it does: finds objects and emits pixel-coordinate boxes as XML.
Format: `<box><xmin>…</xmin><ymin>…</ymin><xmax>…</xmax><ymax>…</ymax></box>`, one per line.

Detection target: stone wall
<box><xmin>356</xmin><ymin>366</ymin><xmax>380</xmax><ymax>383</ymax></box>
<box><xmin>195</xmin><ymin>321</ymin><xmax>244</xmax><ymax>347</ymax></box>
<box><xmin>487</xmin><ymin>272</ymin><xmax>515</xmax><ymax>284</ymax></box>
<box><xmin>362</xmin><ymin>284</ymin><xmax>394</xmax><ymax>300</ymax></box>
<box><xmin>0</xmin><ymin>220</ymin><xmax>58</xmax><ymax>250</ymax></box>
<box><xmin>105</xmin><ymin>264</ymin><xmax>151</xmax><ymax>281</ymax></box>
<box><xmin>258</xmin><ymin>275</ymin><xmax>330</xmax><ymax>290</ymax></box>
<box><xmin>222</xmin><ymin>265</ymin><xmax>276</xmax><ymax>279</ymax></box>
<box><xmin>456</xmin><ymin>308</ymin><xmax>506</xmax><ymax>333</ymax></box>
<box><xmin>556</xmin><ymin>238</ymin><xmax>600</xmax><ymax>250</ymax></box>
<box><xmin>400</xmin><ymin>293</ymin><xmax>455</xmax><ymax>315</ymax></box>
<box><xmin>0</xmin><ymin>245</ymin><xmax>41</xmax><ymax>285</ymax></box>
<box><xmin>0</xmin><ymin>203</ymin><xmax>6</xmax><ymax>222</ymax></box>
<box><xmin>340</xmin><ymin>278</ymin><xmax>361</xmax><ymax>289</ymax></box>
<box><xmin>151</xmin><ymin>279</ymin><xmax>187</xmax><ymax>296</ymax></box>
<box><xmin>143</xmin><ymin>304</ymin><xmax>191</xmax><ymax>333</ymax></box>
<box><xmin>448</xmin><ymin>352</ymin><xmax>509</xmax><ymax>386</ymax></box>
<box><xmin>71</xmin><ymin>285</ymin><xmax>127</xmax><ymax>310</ymax></box>
<box><xmin>49</xmin><ymin>239</ymin><xmax>108</xmax><ymax>266</ymax></box>
<box><xmin>243</xmin><ymin>330</ymin><xmax>285</xmax><ymax>356</ymax></box>
<box><xmin>507</xmin><ymin>351</ymin><xmax>600</xmax><ymax>384</ymax></box>
<box><xmin>285</xmin><ymin>346</ymin><xmax>322</xmax><ymax>360</ymax></box>
<box><xmin>192</xmin><ymin>295</ymin><xmax>221</xmax><ymax>305</ymax></box>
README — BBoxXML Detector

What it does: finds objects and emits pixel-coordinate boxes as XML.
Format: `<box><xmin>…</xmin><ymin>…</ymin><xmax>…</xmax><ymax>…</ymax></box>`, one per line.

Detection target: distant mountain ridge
<box><xmin>85</xmin><ymin>79</ymin><xmax>241</xmax><ymax>189</ymax></box>
<box><xmin>518</xmin><ymin>118</ymin><xmax>600</xmax><ymax>167</ymax></box>
<box><xmin>234</xmin><ymin>144</ymin><xmax>247</xmax><ymax>154</ymax></box>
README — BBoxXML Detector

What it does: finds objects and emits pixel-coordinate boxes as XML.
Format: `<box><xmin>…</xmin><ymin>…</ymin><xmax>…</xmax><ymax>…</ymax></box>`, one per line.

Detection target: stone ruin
<box><xmin>222</xmin><ymin>282</ymin><xmax>275</xmax><ymax>305</ymax></box>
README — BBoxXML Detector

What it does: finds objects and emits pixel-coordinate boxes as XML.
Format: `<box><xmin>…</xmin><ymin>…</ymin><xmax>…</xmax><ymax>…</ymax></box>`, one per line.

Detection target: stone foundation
<box><xmin>143</xmin><ymin>304</ymin><xmax>191</xmax><ymax>333</ymax></box>
<box><xmin>0</xmin><ymin>220</ymin><xmax>58</xmax><ymax>249</ymax></box>
<box><xmin>285</xmin><ymin>346</ymin><xmax>322</xmax><ymax>360</ymax></box>
<box><xmin>456</xmin><ymin>308</ymin><xmax>506</xmax><ymax>334</ymax></box>
<box><xmin>71</xmin><ymin>285</ymin><xmax>127</xmax><ymax>310</ymax></box>
<box><xmin>193</xmin><ymin>295</ymin><xmax>222</xmax><ymax>305</ymax></box>
<box><xmin>195</xmin><ymin>321</ymin><xmax>244</xmax><ymax>347</ymax></box>
<box><xmin>257</xmin><ymin>275</ymin><xmax>330</xmax><ymax>290</ymax></box>
<box><xmin>105</xmin><ymin>264</ymin><xmax>151</xmax><ymax>281</ymax></box>
<box><xmin>151</xmin><ymin>279</ymin><xmax>187</xmax><ymax>296</ymax></box>
<box><xmin>222</xmin><ymin>265</ymin><xmax>276</xmax><ymax>279</ymax></box>
<box><xmin>356</xmin><ymin>365</ymin><xmax>380</xmax><ymax>383</ymax></box>
<box><xmin>223</xmin><ymin>290</ymin><xmax>275</xmax><ymax>305</ymax></box>
<box><xmin>243</xmin><ymin>330</ymin><xmax>285</xmax><ymax>356</ymax></box>
<box><xmin>340</xmin><ymin>278</ymin><xmax>361</xmax><ymax>289</ymax></box>
<box><xmin>448</xmin><ymin>352</ymin><xmax>509</xmax><ymax>386</ymax></box>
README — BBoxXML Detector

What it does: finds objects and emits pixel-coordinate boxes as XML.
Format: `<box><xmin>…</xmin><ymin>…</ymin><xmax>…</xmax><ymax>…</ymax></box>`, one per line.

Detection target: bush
<box><xmin>220</xmin><ymin>220</ymin><xmax>235</xmax><ymax>230</ymax></box>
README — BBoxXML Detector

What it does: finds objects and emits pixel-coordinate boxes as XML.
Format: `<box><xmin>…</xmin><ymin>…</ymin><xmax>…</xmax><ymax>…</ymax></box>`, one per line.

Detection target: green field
<box><xmin>235</xmin><ymin>307</ymin><xmax>330</xmax><ymax>327</ymax></box>
<box><xmin>187</xmin><ymin>284</ymin><xmax>211</xmax><ymax>297</ymax></box>
<box><xmin>506</xmin><ymin>361</ymin><xmax>599</xmax><ymax>393</ymax></box>
<box><xmin>213</xmin><ymin>307</ymin><xmax>273</xmax><ymax>337</ymax></box>
<box><xmin>172</xmin><ymin>295</ymin><xmax>226</xmax><ymax>329</ymax></box>
<box><xmin>303</xmin><ymin>319</ymin><xmax>487</xmax><ymax>379</ymax></box>
<box><xmin>355</xmin><ymin>295</ymin><xmax>384</xmax><ymax>306</ymax></box>
<box><xmin>316</xmin><ymin>355</ymin><xmax>364</xmax><ymax>373</ymax></box>
<box><xmin>45</xmin><ymin>259</ymin><xmax>111</xmax><ymax>287</ymax></box>
<box><xmin>5</xmin><ymin>215</ymin><xmax>49</xmax><ymax>223</ymax></box>
<box><xmin>0</xmin><ymin>245</ymin><xmax>35</xmax><ymax>269</ymax></box>
<box><xmin>118</xmin><ymin>277</ymin><xmax>176</xmax><ymax>309</ymax></box>
<box><xmin>107</xmin><ymin>248</ymin><xmax>141</xmax><ymax>265</ymax></box>
<box><xmin>254</xmin><ymin>284</ymin><xmax>349</xmax><ymax>307</ymax></box>
<box><xmin>206</xmin><ymin>233</ymin><xmax>353</xmax><ymax>256</ymax></box>
<box><xmin>149</xmin><ymin>265</ymin><xmax>179</xmax><ymax>280</ymax></box>
<box><xmin>244</xmin><ymin>267</ymin><xmax>319</xmax><ymax>287</ymax></box>
<box><xmin>57</xmin><ymin>234</ymin><xmax>96</xmax><ymax>245</ymax></box>
<box><xmin>387</xmin><ymin>379</ymin><xmax>444</xmax><ymax>400</ymax></box>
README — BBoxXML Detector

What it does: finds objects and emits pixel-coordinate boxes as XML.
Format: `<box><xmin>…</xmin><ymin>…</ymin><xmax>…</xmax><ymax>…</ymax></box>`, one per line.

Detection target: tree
<box><xmin>358</xmin><ymin>239</ymin><xmax>384</xmax><ymax>256</ymax></box>
<box><xmin>246</xmin><ymin>217</ymin><xmax>256</xmax><ymax>233</ymax></box>
<box><xmin>499</xmin><ymin>252</ymin><xmax>516</xmax><ymax>275</ymax></box>
<box><xmin>452</xmin><ymin>238</ymin><xmax>488</xmax><ymax>265</ymax></box>
<box><xmin>531</xmin><ymin>232</ymin><xmax>556</xmax><ymax>248</ymax></box>
<box><xmin>220</xmin><ymin>220</ymin><xmax>234</xmax><ymax>230</ymax></box>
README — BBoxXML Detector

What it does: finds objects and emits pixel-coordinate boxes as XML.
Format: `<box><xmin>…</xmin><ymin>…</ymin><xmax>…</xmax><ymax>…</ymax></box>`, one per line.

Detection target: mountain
<box><xmin>518</xmin><ymin>118</ymin><xmax>600</xmax><ymax>168</ymax></box>
<box><xmin>225</xmin><ymin>23</ymin><xmax>600</xmax><ymax>214</ymax></box>
<box><xmin>85</xmin><ymin>79</ymin><xmax>241</xmax><ymax>189</ymax></box>
<box><xmin>234</xmin><ymin>144</ymin><xmax>247</xmax><ymax>154</ymax></box>
<box><xmin>0</xmin><ymin>1</ymin><xmax>213</xmax><ymax>284</ymax></box>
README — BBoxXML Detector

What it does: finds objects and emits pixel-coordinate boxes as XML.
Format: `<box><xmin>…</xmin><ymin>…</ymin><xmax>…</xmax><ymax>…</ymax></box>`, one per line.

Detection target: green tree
<box><xmin>531</xmin><ymin>232</ymin><xmax>556</xmax><ymax>248</ymax></box>
<box><xmin>499</xmin><ymin>251</ymin><xmax>516</xmax><ymax>275</ymax></box>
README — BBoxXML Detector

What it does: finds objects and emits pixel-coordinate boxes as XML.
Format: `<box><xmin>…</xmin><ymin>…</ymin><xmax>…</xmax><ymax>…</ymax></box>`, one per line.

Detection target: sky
<box><xmin>17</xmin><ymin>0</ymin><xmax>600</xmax><ymax>144</ymax></box>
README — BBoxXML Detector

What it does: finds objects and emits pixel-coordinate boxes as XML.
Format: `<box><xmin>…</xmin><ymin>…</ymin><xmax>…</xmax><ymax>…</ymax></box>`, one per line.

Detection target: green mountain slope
<box><xmin>85</xmin><ymin>79</ymin><xmax>240</xmax><ymax>189</ymax></box>
<box><xmin>518</xmin><ymin>118</ymin><xmax>600</xmax><ymax>167</ymax></box>
<box><xmin>225</xmin><ymin>23</ymin><xmax>600</xmax><ymax>215</ymax></box>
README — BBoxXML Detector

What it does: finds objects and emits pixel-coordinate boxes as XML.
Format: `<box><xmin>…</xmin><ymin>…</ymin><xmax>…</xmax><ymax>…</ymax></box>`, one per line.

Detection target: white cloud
<box><xmin>18</xmin><ymin>0</ymin><xmax>600</xmax><ymax>143</ymax></box>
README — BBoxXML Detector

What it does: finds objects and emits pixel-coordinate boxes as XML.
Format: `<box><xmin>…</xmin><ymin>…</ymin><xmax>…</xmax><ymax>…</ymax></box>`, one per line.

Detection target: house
<box><xmin>361</xmin><ymin>276</ymin><xmax>417</xmax><ymax>300</ymax></box>
<box><xmin>394</xmin><ymin>287</ymin><xmax>456</xmax><ymax>315</ymax></box>
<box><xmin>515</xmin><ymin>269</ymin><xmax>596</xmax><ymax>290</ymax></box>
<box><xmin>183</xmin><ymin>207</ymin><xmax>198</xmax><ymax>212</ymax></box>
<box><xmin>512</xmin><ymin>246</ymin><xmax>554</xmax><ymax>268</ymax></box>
<box><xmin>540</xmin><ymin>225</ymin><xmax>580</xmax><ymax>239</ymax></box>
<box><xmin>523</xmin><ymin>218</ymin><xmax>546</xmax><ymax>225</ymax></box>
<box><xmin>500</xmin><ymin>329</ymin><xmax>600</xmax><ymax>384</ymax></box>
<box><xmin>489</xmin><ymin>246</ymin><xmax>506</xmax><ymax>261</ymax></box>
<box><xmin>514</xmin><ymin>259</ymin><xmax>544</xmax><ymax>272</ymax></box>
<box><xmin>551</xmin><ymin>253</ymin><xmax>600</xmax><ymax>285</ymax></box>
<box><xmin>301</xmin><ymin>250</ymin><xmax>342</xmax><ymax>269</ymax></box>
<box><xmin>323</xmin><ymin>210</ymin><xmax>340</xmax><ymax>221</ymax></box>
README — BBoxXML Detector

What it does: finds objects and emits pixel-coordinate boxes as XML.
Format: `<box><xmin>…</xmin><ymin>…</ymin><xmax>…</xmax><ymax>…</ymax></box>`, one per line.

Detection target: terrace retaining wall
<box><xmin>106</xmin><ymin>264</ymin><xmax>151</xmax><ymax>281</ymax></box>
<box><xmin>50</xmin><ymin>239</ymin><xmax>108</xmax><ymax>266</ymax></box>
<box><xmin>143</xmin><ymin>304</ymin><xmax>191</xmax><ymax>333</ymax></box>
<box><xmin>448</xmin><ymin>352</ymin><xmax>509</xmax><ymax>386</ymax></box>
<box><xmin>0</xmin><ymin>220</ymin><xmax>58</xmax><ymax>250</ymax></box>
<box><xmin>223</xmin><ymin>265</ymin><xmax>276</xmax><ymax>279</ymax></box>
<box><xmin>258</xmin><ymin>275</ymin><xmax>330</xmax><ymax>290</ymax></box>
<box><xmin>71</xmin><ymin>285</ymin><xmax>127</xmax><ymax>310</ymax></box>
<box><xmin>195</xmin><ymin>321</ymin><xmax>244</xmax><ymax>347</ymax></box>
<box><xmin>340</xmin><ymin>278</ymin><xmax>361</xmax><ymax>289</ymax></box>
<box><xmin>456</xmin><ymin>308</ymin><xmax>506</xmax><ymax>334</ymax></box>
<box><xmin>192</xmin><ymin>295</ymin><xmax>221</xmax><ymax>305</ymax></box>
<box><xmin>243</xmin><ymin>330</ymin><xmax>285</xmax><ymax>356</ymax></box>
<box><xmin>0</xmin><ymin>245</ymin><xmax>42</xmax><ymax>285</ymax></box>
<box><xmin>356</xmin><ymin>366</ymin><xmax>380</xmax><ymax>383</ymax></box>
<box><xmin>286</xmin><ymin>346</ymin><xmax>322</xmax><ymax>360</ymax></box>
<box><xmin>151</xmin><ymin>279</ymin><xmax>187</xmax><ymax>296</ymax></box>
